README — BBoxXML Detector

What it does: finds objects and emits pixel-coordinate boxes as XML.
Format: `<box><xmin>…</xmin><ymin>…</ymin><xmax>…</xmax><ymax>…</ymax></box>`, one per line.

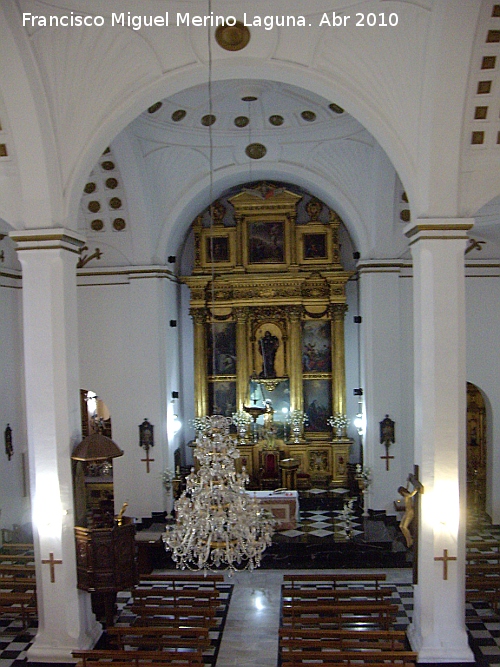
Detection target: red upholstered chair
<box><xmin>259</xmin><ymin>450</ymin><xmax>281</xmax><ymax>490</ymax></box>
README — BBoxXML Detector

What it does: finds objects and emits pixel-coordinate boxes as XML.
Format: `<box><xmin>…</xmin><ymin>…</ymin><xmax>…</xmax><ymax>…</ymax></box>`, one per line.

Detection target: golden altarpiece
<box><xmin>183</xmin><ymin>183</ymin><xmax>353</xmax><ymax>489</ymax></box>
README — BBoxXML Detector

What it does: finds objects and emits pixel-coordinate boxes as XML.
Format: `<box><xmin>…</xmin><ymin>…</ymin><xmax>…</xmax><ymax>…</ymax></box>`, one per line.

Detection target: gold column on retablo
<box><xmin>330</xmin><ymin>303</ymin><xmax>348</xmax><ymax>417</ymax></box>
<box><xmin>191</xmin><ymin>308</ymin><xmax>208</xmax><ymax>417</ymax></box>
<box><xmin>288</xmin><ymin>306</ymin><xmax>303</xmax><ymax>412</ymax></box>
<box><xmin>235</xmin><ymin>307</ymin><xmax>249</xmax><ymax>410</ymax></box>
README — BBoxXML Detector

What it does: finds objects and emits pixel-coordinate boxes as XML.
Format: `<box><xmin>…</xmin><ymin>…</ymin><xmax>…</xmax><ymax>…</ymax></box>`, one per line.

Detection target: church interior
<box><xmin>2</xmin><ymin>0</ymin><xmax>500</xmax><ymax>664</ymax></box>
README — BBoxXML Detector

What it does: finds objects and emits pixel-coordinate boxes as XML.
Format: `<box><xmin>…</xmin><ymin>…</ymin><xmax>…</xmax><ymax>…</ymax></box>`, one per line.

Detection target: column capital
<box><xmin>233</xmin><ymin>306</ymin><xmax>250</xmax><ymax>321</ymax></box>
<box><xmin>10</xmin><ymin>228</ymin><xmax>86</xmax><ymax>254</ymax></box>
<box><xmin>329</xmin><ymin>303</ymin><xmax>348</xmax><ymax>320</ymax></box>
<box><xmin>404</xmin><ymin>218</ymin><xmax>473</xmax><ymax>245</ymax></box>
<box><xmin>190</xmin><ymin>308</ymin><xmax>208</xmax><ymax>325</ymax></box>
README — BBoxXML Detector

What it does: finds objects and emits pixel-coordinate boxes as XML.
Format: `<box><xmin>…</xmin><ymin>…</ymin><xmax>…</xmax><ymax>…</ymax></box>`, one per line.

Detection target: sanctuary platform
<box><xmin>136</xmin><ymin>489</ymin><xmax>412</xmax><ymax>572</ymax></box>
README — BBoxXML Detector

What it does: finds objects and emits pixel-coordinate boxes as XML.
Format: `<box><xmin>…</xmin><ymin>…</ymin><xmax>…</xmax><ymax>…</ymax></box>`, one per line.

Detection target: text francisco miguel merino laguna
<box><xmin>22</xmin><ymin>11</ymin><xmax>399</xmax><ymax>30</ymax></box>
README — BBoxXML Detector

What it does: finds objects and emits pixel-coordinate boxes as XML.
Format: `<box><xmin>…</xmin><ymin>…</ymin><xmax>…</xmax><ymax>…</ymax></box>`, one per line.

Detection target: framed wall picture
<box><xmin>208</xmin><ymin>381</ymin><xmax>237</xmax><ymax>418</ymax></box>
<box><xmin>200</xmin><ymin>228</ymin><xmax>235</xmax><ymax>268</ymax></box>
<box><xmin>303</xmin><ymin>232</ymin><xmax>327</xmax><ymax>260</ymax></box>
<box><xmin>297</xmin><ymin>223</ymin><xmax>333</xmax><ymax>265</ymax></box>
<box><xmin>248</xmin><ymin>221</ymin><xmax>285</xmax><ymax>264</ymax></box>
<box><xmin>206</xmin><ymin>235</ymin><xmax>229</xmax><ymax>263</ymax></box>
<box><xmin>207</xmin><ymin>322</ymin><xmax>237</xmax><ymax>375</ymax></box>
<box><xmin>303</xmin><ymin>379</ymin><xmax>332</xmax><ymax>432</ymax></box>
<box><xmin>302</xmin><ymin>320</ymin><xmax>332</xmax><ymax>373</ymax></box>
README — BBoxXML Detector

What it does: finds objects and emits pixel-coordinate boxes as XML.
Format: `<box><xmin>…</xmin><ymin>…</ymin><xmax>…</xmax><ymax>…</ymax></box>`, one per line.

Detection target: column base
<box><xmin>407</xmin><ymin>624</ymin><xmax>475</xmax><ymax>663</ymax></box>
<box><xmin>27</xmin><ymin>620</ymin><xmax>102</xmax><ymax>663</ymax></box>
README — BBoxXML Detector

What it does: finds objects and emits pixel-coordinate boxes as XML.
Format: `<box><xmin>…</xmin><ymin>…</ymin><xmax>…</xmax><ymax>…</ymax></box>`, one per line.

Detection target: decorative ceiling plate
<box><xmin>245</xmin><ymin>143</ymin><xmax>267</xmax><ymax>159</ymax></box>
<box><xmin>215</xmin><ymin>22</ymin><xmax>250</xmax><ymax>51</ymax></box>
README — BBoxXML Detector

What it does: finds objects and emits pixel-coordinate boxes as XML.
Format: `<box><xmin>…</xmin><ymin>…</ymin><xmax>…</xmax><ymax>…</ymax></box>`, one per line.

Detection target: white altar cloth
<box><xmin>246</xmin><ymin>490</ymin><xmax>299</xmax><ymax>529</ymax></box>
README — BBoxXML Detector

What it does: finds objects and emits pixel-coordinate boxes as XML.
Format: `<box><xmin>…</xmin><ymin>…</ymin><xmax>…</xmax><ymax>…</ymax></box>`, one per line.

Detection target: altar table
<box><xmin>246</xmin><ymin>490</ymin><xmax>299</xmax><ymax>530</ymax></box>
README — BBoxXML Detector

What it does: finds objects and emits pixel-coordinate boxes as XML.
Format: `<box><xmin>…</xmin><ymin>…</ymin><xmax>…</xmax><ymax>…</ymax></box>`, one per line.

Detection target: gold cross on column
<box><xmin>41</xmin><ymin>552</ymin><xmax>63</xmax><ymax>583</ymax></box>
<box><xmin>141</xmin><ymin>448</ymin><xmax>155</xmax><ymax>473</ymax></box>
<box><xmin>434</xmin><ymin>548</ymin><xmax>457</xmax><ymax>580</ymax></box>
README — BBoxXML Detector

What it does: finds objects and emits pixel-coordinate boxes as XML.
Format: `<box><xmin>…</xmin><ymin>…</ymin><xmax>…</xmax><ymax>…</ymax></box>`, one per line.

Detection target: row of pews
<box><xmin>280</xmin><ymin>573</ymin><xmax>417</xmax><ymax>667</ymax></box>
<box><xmin>466</xmin><ymin>538</ymin><xmax>500</xmax><ymax>611</ymax></box>
<box><xmin>73</xmin><ymin>573</ymin><xmax>225</xmax><ymax>667</ymax></box>
<box><xmin>0</xmin><ymin>541</ymin><xmax>37</xmax><ymax>628</ymax></box>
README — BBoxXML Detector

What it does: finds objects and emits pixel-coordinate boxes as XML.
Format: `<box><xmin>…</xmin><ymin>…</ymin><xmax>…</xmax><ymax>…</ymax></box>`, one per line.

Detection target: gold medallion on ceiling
<box><xmin>215</xmin><ymin>21</ymin><xmax>250</xmax><ymax>51</ymax></box>
<box><xmin>113</xmin><ymin>218</ymin><xmax>126</xmax><ymax>231</ymax></box>
<box><xmin>245</xmin><ymin>143</ymin><xmax>267</xmax><ymax>159</ymax></box>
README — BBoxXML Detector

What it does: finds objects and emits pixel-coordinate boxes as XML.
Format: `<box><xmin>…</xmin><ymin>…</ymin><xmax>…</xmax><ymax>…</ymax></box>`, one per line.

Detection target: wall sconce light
<box><xmin>4</xmin><ymin>424</ymin><xmax>12</xmax><ymax>461</ymax></box>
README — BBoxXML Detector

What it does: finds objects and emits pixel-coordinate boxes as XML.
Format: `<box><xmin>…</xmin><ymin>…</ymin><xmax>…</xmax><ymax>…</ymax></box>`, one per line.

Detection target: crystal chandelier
<box><xmin>163</xmin><ymin>415</ymin><xmax>275</xmax><ymax>573</ymax></box>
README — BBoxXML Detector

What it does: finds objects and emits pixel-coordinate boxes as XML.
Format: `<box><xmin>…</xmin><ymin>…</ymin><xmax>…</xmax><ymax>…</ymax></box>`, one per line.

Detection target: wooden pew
<box><xmin>0</xmin><ymin>564</ymin><xmax>36</xmax><ymax>578</ymax></box>
<box><xmin>106</xmin><ymin>625</ymin><xmax>211</xmax><ymax>651</ymax></box>
<box><xmin>0</xmin><ymin>591</ymin><xmax>37</xmax><ymax>627</ymax></box>
<box><xmin>0</xmin><ymin>576</ymin><xmax>36</xmax><ymax>592</ymax></box>
<box><xmin>0</xmin><ymin>554</ymin><xmax>34</xmax><ymax>563</ymax></box>
<box><xmin>128</xmin><ymin>603</ymin><xmax>215</xmax><ymax>628</ymax></box>
<box><xmin>281</xmin><ymin>601</ymin><xmax>399</xmax><ymax>630</ymax></box>
<box><xmin>280</xmin><ymin>649</ymin><xmax>417</xmax><ymax>666</ymax></box>
<box><xmin>73</xmin><ymin>648</ymin><xmax>204</xmax><ymax>666</ymax></box>
<box><xmin>279</xmin><ymin>628</ymin><xmax>408</xmax><ymax>652</ymax></box>
<box><xmin>466</xmin><ymin>575</ymin><xmax>500</xmax><ymax>611</ymax></box>
<box><xmin>132</xmin><ymin>586</ymin><xmax>219</xmax><ymax>613</ymax></box>
<box><xmin>0</xmin><ymin>543</ymin><xmax>34</xmax><ymax>555</ymax></box>
<box><xmin>282</xmin><ymin>573</ymin><xmax>388</xmax><ymax>589</ymax></box>
<box><xmin>139</xmin><ymin>573</ymin><xmax>223</xmax><ymax>596</ymax></box>
<box><xmin>281</xmin><ymin>588</ymin><xmax>395</xmax><ymax>603</ymax></box>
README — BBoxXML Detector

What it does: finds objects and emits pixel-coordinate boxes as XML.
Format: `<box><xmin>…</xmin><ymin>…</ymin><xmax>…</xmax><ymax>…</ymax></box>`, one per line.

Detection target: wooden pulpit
<box><xmin>75</xmin><ymin>519</ymin><xmax>137</xmax><ymax>626</ymax></box>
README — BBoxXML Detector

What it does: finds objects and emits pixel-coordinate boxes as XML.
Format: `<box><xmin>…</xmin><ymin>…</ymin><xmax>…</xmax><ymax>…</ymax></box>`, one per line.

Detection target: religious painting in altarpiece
<box><xmin>182</xmin><ymin>181</ymin><xmax>353</xmax><ymax>489</ymax></box>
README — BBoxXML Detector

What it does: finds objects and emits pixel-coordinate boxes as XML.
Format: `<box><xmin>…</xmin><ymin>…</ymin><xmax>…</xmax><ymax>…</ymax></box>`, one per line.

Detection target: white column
<box><xmin>11</xmin><ymin>229</ymin><xmax>101</xmax><ymax>663</ymax></box>
<box><xmin>405</xmin><ymin>220</ymin><xmax>474</xmax><ymax>663</ymax></box>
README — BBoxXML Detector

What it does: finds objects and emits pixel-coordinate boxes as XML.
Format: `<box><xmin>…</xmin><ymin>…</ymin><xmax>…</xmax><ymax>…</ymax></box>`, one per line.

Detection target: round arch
<box><xmin>66</xmin><ymin>59</ymin><xmax>416</xmax><ymax>239</ymax></box>
<box><xmin>155</xmin><ymin>161</ymin><xmax>370</xmax><ymax>264</ymax></box>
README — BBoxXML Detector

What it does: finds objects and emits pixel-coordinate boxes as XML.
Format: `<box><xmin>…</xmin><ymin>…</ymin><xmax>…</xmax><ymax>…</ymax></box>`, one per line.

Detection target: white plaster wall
<box><xmin>359</xmin><ymin>264</ymin><xmax>414</xmax><ymax>514</ymax></box>
<box><xmin>465</xmin><ymin>266</ymin><xmax>500</xmax><ymax>524</ymax></box>
<box><xmin>0</xmin><ymin>277</ymin><xmax>29</xmax><ymax>535</ymax></box>
<box><xmin>77</xmin><ymin>273</ymin><xmax>179</xmax><ymax>521</ymax></box>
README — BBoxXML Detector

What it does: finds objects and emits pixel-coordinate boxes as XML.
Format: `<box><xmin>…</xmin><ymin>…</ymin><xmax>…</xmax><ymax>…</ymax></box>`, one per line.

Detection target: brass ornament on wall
<box><xmin>301</xmin><ymin>110</ymin><xmax>316</xmax><ymax>122</ymax></box>
<box><xmin>215</xmin><ymin>21</ymin><xmax>250</xmax><ymax>51</ymax></box>
<box><xmin>245</xmin><ymin>143</ymin><xmax>267</xmax><ymax>159</ymax></box>
<box><xmin>113</xmin><ymin>218</ymin><xmax>126</xmax><ymax>231</ymax></box>
<box><xmin>101</xmin><ymin>161</ymin><xmax>115</xmax><ymax>171</ymax></box>
<box><xmin>269</xmin><ymin>115</ymin><xmax>284</xmax><ymax>126</ymax></box>
<box><xmin>90</xmin><ymin>219</ymin><xmax>104</xmax><ymax>231</ymax></box>
<box><xmin>329</xmin><ymin>103</ymin><xmax>344</xmax><ymax>114</ymax></box>
<box><xmin>234</xmin><ymin>116</ymin><xmax>249</xmax><ymax>128</ymax></box>
<box><xmin>105</xmin><ymin>178</ymin><xmax>118</xmax><ymax>189</ymax></box>
<box><xmin>201</xmin><ymin>114</ymin><xmax>216</xmax><ymax>127</ymax></box>
<box><xmin>171</xmin><ymin>109</ymin><xmax>186</xmax><ymax>122</ymax></box>
<box><xmin>148</xmin><ymin>102</ymin><xmax>163</xmax><ymax>114</ymax></box>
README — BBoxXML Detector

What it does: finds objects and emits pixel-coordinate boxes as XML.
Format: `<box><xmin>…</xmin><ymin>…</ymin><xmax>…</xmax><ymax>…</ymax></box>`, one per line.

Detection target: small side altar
<box><xmin>245</xmin><ymin>490</ymin><xmax>298</xmax><ymax>530</ymax></box>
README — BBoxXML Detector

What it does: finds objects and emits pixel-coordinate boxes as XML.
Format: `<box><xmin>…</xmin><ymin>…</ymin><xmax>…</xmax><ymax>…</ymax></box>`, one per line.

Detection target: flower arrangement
<box><xmin>327</xmin><ymin>413</ymin><xmax>350</xmax><ymax>437</ymax></box>
<box><xmin>327</xmin><ymin>413</ymin><xmax>350</xmax><ymax>430</ymax></box>
<box><xmin>190</xmin><ymin>417</ymin><xmax>211</xmax><ymax>434</ymax></box>
<box><xmin>289</xmin><ymin>410</ymin><xmax>307</xmax><ymax>426</ymax></box>
<box><xmin>355</xmin><ymin>464</ymin><xmax>372</xmax><ymax>486</ymax></box>
<box><xmin>231</xmin><ymin>411</ymin><xmax>251</xmax><ymax>427</ymax></box>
